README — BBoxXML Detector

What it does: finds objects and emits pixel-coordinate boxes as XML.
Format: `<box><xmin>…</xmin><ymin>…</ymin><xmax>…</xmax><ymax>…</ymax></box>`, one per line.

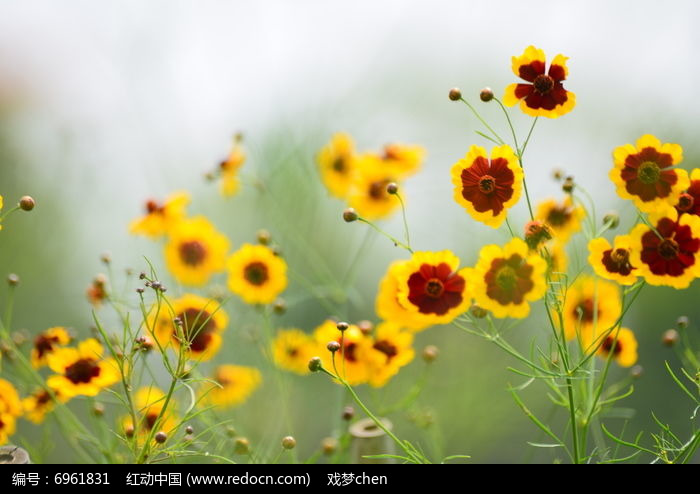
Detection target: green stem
<box><xmin>357</xmin><ymin>218</ymin><xmax>413</xmax><ymax>253</ymax></box>
<box><xmin>458</xmin><ymin>98</ymin><xmax>505</xmax><ymax>145</ymax></box>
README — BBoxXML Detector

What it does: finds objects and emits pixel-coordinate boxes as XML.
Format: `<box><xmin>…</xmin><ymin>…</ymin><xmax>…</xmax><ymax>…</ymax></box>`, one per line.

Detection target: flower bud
<box><xmin>677</xmin><ymin>316</ymin><xmax>689</xmax><ymax>329</ymax></box>
<box><xmin>422</xmin><ymin>345</ymin><xmax>439</xmax><ymax>363</ymax></box>
<box><xmin>524</xmin><ymin>220</ymin><xmax>553</xmax><ymax>250</ymax></box>
<box><xmin>603</xmin><ymin>211</ymin><xmax>620</xmax><ymax>229</ymax></box>
<box><xmin>630</xmin><ymin>365</ymin><xmax>643</xmax><ymax>379</ymax></box>
<box><xmin>662</xmin><ymin>329</ymin><xmax>679</xmax><ymax>347</ymax></box>
<box><xmin>273</xmin><ymin>298</ymin><xmax>287</xmax><ymax>315</ymax></box>
<box><xmin>234</xmin><ymin>437</ymin><xmax>250</xmax><ymax>455</ymax></box>
<box><xmin>256</xmin><ymin>229</ymin><xmax>271</xmax><ymax>245</ymax></box>
<box><xmin>19</xmin><ymin>196</ymin><xmax>35</xmax><ymax>211</ymax></box>
<box><xmin>7</xmin><ymin>274</ymin><xmax>19</xmax><ymax>286</ymax></box>
<box><xmin>125</xmin><ymin>425</ymin><xmax>135</xmax><ymax>438</ymax></box>
<box><xmin>321</xmin><ymin>437</ymin><xmax>338</xmax><ymax>455</ymax></box>
<box><xmin>479</xmin><ymin>87</ymin><xmax>494</xmax><ymax>102</ymax></box>
<box><xmin>470</xmin><ymin>304</ymin><xmax>488</xmax><ymax>319</ymax></box>
<box><xmin>336</xmin><ymin>321</ymin><xmax>349</xmax><ymax>332</ymax></box>
<box><xmin>677</xmin><ymin>193</ymin><xmax>694</xmax><ymax>212</ymax></box>
<box><xmin>562</xmin><ymin>176</ymin><xmax>575</xmax><ymax>193</ymax></box>
<box><xmin>308</xmin><ymin>356</ymin><xmax>322</xmax><ymax>373</ymax></box>
<box><xmin>343</xmin><ymin>208</ymin><xmax>358</xmax><ymax>223</ymax></box>
<box><xmin>327</xmin><ymin>341</ymin><xmax>341</xmax><ymax>353</ymax></box>
<box><xmin>357</xmin><ymin>320</ymin><xmax>373</xmax><ymax>335</ymax></box>
<box><xmin>386</xmin><ymin>182</ymin><xmax>398</xmax><ymax>195</ymax></box>
<box><xmin>93</xmin><ymin>403</ymin><xmax>105</xmax><ymax>417</ymax></box>
<box><xmin>552</xmin><ymin>169</ymin><xmax>564</xmax><ymax>181</ymax></box>
<box><xmin>281</xmin><ymin>436</ymin><xmax>296</xmax><ymax>450</ymax></box>
<box><xmin>448</xmin><ymin>88</ymin><xmax>462</xmax><ymax>101</ymax></box>
<box><xmin>342</xmin><ymin>406</ymin><xmax>355</xmax><ymax>421</ymax></box>
<box><xmin>185</xmin><ymin>425</ymin><xmax>194</xmax><ymax>435</ymax></box>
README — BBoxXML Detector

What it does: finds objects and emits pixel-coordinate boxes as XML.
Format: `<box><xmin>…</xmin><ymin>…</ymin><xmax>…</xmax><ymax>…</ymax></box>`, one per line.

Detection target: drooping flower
<box><xmin>347</xmin><ymin>154</ymin><xmax>402</xmax><ymax>220</ymax></box>
<box><xmin>0</xmin><ymin>379</ymin><xmax>21</xmax><ymax>445</ymax></box>
<box><xmin>468</xmin><ymin>238</ymin><xmax>547</xmax><ymax>318</ymax></box>
<box><xmin>313</xmin><ymin>320</ymin><xmax>377</xmax><ymax>386</ymax></box>
<box><xmin>46</xmin><ymin>339</ymin><xmax>120</xmax><ymax>399</ymax></box>
<box><xmin>218</xmin><ymin>134</ymin><xmax>246</xmax><ymax>197</ymax></box>
<box><xmin>588</xmin><ymin>235</ymin><xmax>638</xmax><ymax>285</ymax></box>
<box><xmin>226</xmin><ymin>244</ymin><xmax>288</xmax><ymax>305</ymax></box>
<box><xmin>596</xmin><ymin>328</ymin><xmax>638</xmax><ymax>368</ymax></box>
<box><xmin>559</xmin><ymin>276</ymin><xmax>622</xmax><ymax>342</ymax></box>
<box><xmin>629</xmin><ymin>207</ymin><xmax>700</xmax><ymax>289</ymax></box>
<box><xmin>30</xmin><ymin>326</ymin><xmax>72</xmax><ymax>369</ymax></box>
<box><xmin>610</xmin><ymin>134</ymin><xmax>688</xmax><ymax>213</ymax></box>
<box><xmin>200</xmin><ymin>365</ymin><xmax>262</xmax><ymax>408</ymax></box>
<box><xmin>22</xmin><ymin>388</ymin><xmax>65</xmax><ymax>424</ymax></box>
<box><xmin>535</xmin><ymin>197</ymin><xmax>585</xmax><ymax>243</ymax></box>
<box><xmin>122</xmin><ymin>387</ymin><xmax>178</xmax><ymax>443</ymax></box>
<box><xmin>676</xmin><ymin>168</ymin><xmax>700</xmax><ymax>217</ymax></box>
<box><xmin>451</xmin><ymin>144</ymin><xmax>523</xmax><ymax>228</ymax></box>
<box><xmin>272</xmin><ymin>329</ymin><xmax>320</xmax><ymax>375</ymax></box>
<box><xmin>367</xmin><ymin>322</ymin><xmax>415</xmax><ymax>388</ymax></box>
<box><xmin>164</xmin><ymin>216</ymin><xmax>230</xmax><ymax>286</ymax></box>
<box><xmin>150</xmin><ymin>294</ymin><xmax>228</xmax><ymax>362</ymax></box>
<box><xmin>129</xmin><ymin>191</ymin><xmax>190</xmax><ymax>238</ymax></box>
<box><xmin>380</xmin><ymin>143</ymin><xmax>425</xmax><ymax>179</ymax></box>
<box><xmin>318</xmin><ymin>133</ymin><xmax>357</xmax><ymax>198</ymax></box>
<box><xmin>503</xmin><ymin>45</ymin><xmax>576</xmax><ymax>118</ymax></box>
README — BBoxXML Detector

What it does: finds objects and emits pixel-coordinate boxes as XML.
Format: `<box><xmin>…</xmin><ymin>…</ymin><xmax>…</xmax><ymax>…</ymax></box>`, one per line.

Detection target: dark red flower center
<box><xmin>621</xmin><ymin>147</ymin><xmax>676</xmax><ymax>202</ymax></box>
<box><xmin>369</xmin><ymin>180</ymin><xmax>390</xmax><ymax>200</ymax></box>
<box><xmin>36</xmin><ymin>391</ymin><xmax>52</xmax><ymax>405</ymax></box>
<box><xmin>546</xmin><ymin>205</ymin><xmax>571</xmax><ymax>227</ymax></box>
<box><xmin>286</xmin><ymin>346</ymin><xmax>299</xmax><ymax>357</ymax></box>
<box><xmin>677</xmin><ymin>193</ymin><xmax>695</xmax><ymax>213</ymax></box>
<box><xmin>332</xmin><ymin>157</ymin><xmax>346</xmax><ymax>172</ymax></box>
<box><xmin>601</xmin><ymin>336</ymin><xmax>622</xmax><ymax>357</ymax></box>
<box><xmin>34</xmin><ymin>334</ymin><xmax>60</xmax><ymax>359</ymax></box>
<box><xmin>478</xmin><ymin>175</ymin><xmax>495</xmax><ymax>194</ymax></box>
<box><xmin>484</xmin><ymin>254</ymin><xmax>534</xmax><ymax>305</ymax></box>
<box><xmin>602</xmin><ymin>247</ymin><xmax>634</xmax><ymax>276</ymax></box>
<box><xmin>145</xmin><ymin>199</ymin><xmax>163</xmax><ymax>214</ymax></box>
<box><xmin>179</xmin><ymin>241</ymin><xmax>207</xmax><ymax>266</ymax></box>
<box><xmin>244</xmin><ymin>262</ymin><xmax>269</xmax><ymax>286</ymax></box>
<box><xmin>178</xmin><ymin>308</ymin><xmax>217</xmax><ymax>352</ymax></box>
<box><xmin>65</xmin><ymin>358</ymin><xmax>101</xmax><ymax>384</ymax></box>
<box><xmin>574</xmin><ymin>299</ymin><xmax>596</xmax><ymax>323</ymax></box>
<box><xmin>407</xmin><ymin>262</ymin><xmax>465</xmax><ymax>315</ymax></box>
<box><xmin>335</xmin><ymin>340</ymin><xmax>358</xmax><ymax>363</ymax></box>
<box><xmin>373</xmin><ymin>340</ymin><xmax>398</xmax><ymax>361</ymax></box>
<box><xmin>639</xmin><ymin>217</ymin><xmax>699</xmax><ymax>277</ymax></box>
<box><xmin>145</xmin><ymin>412</ymin><xmax>159</xmax><ymax>431</ymax></box>
<box><xmin>460</xmin><ymin>157</ymin><xmax>515</xmax><ymax>215</ymax></box>
<box><xmin>638</xmin><ymin>161</ymin><xmax>661</xmax><ymax>185</ymax></box>
<box><xmin>658</xmin><ymin>239</ymin><xmax>679</xmax><ymax>260</ymax></box>
<box><xmin>383</xmin><ymin>145</ymin><xmax>400</xmax><ymax>161</ymax></box>
<box><xmin>533</xmin><ymin>74</ymin><xmax>554</xmax><ymax>94</ymax></box>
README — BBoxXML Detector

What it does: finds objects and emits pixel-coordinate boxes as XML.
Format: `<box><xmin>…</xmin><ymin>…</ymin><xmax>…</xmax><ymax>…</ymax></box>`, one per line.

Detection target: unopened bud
<box><xmin>677</xmin><ymin>316</ymin><xmax>689</xmax><ymax>329</ymax></box>
<box><xmin>7</xmin><ymin>274</ymin><xmax>19</xmax><ymax>286</ymax></box>
<box><xmin>336</xmin><ymin>322</ymin><xmax>349</xmax><ymax>332</ymax></box>
<box><xmin>273</xmin><ymin>298</ymin><xmax>287</xmax><ymax>315</ymax></box>
<box><xmin>125</xmin><ymin>425</ymin><xmax>135</xmax><ymax>438</ymax></box>
<box><xmin>562</xmin><ymin>176</ymin><xmax>575</xmax><ymax>193</ymax></box>
<box><xmin>603</xmin><ymin>212</ymin><xmax>620</xmax><ymax>229</ymax></box>
<box><xmin>19</xmin><ymin>196</ymin><xmax>35</xmax><ymax>211</ymax></box>
<box><xmin>552</xmin><ymin>169</ymin><xmax>564</xmax><ymax>181</ymax></box>
<box><xmin>342</xmin><ymin>406</ymin><xmax>355</xmax><ymax>421</ymax></box>
<box><xmin>100</xmin><ymin>252</ymin><xmax>111</xmax><ymax>264</ymax></box>
<box><xmin>308</xmin><ymin>356</ymin><xmax>322</xmax><ymax>373</ymax></box>
<box><xmin>93</xmin><ymin>403</ymin><xmax>105</xmax><ymax>417</ymax></box>
<box><xmin>448</xmin><ymin>88</ymin><xmax>462</xmax><ymax>101</ymax></box>
<box><xmin>479</xmin><ymin>87</ymin><xmax>494</xmax><ymax>102</ymax></box>
<box><xmin>386</xmin><ymin>182</ymin><xmax>398</xmax><ymax>195</ymax></box>
<box><xmin>185</xmin><ymin>426</ymin><xmax>194</xmax><ymax>435</ymax></box>
<box><xmin>154</xmin><ymin>431</ymin><xmax>167</xmax><ymax>444</ymax></box>
<box><xmin>327</xmin><ymin>341</ymin><xmax>341</xmax><ymax>353</ymax></box>
<box><xmin>234</xmin><ymin>438</ymin><xmax>250</xmax><ymax>455</ymax></box>
<box><xmin>630</xmin><ymin>365</ymin><xmax>643</xmax><ymax>379</ymax></box>
<box><xmin>256</xmin><ymin>229</ymin><xmax>271</xmax><ymax>245</ymax></box>
<box><xmin>343</xmin><ymin>208</ymin><xmax>358</xmax><ymax>223</ymax></box>
<box><xmin>470</xmin><ymin>304</ymin><xmax>488</xmax><ymax>319</ymax></box>
<box><xmin>357</xmin><ymin>320</ymin><xmax>373</xmax><ymax>335</ymax></box>
<box><xmin>422</xmin><ymin>345</ymin><xmax>439</xmax><ymax>363</ymax></box>
<box><xmin>321</xmin><ymin>437</ymin><xmax>338</xmax><ymax>455</ymax></box>
<box><xmin>281</xmin><ymin>436</ymin><xmax>296</xmax><ymax>450</ymax></box>
<box><xmin>662</xmin><ymin>329</ymin><xmax>679</xmax><ymax>347</ymax></box>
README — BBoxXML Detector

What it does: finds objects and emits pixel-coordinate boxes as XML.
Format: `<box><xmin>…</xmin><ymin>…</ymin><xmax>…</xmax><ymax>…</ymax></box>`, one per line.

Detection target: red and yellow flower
<box><xmin>503</xmin><ymin>45</ymin><xmax>576</xmax><ymax>118</ymax></box>
<box><xmin>164</xmin><ymin>216</ymin><xmax>230</xmax><ymax>286</ymax></box>
<box><xmin>367</xmin><ymin>322</ymin><xmax>415</xmax><ymax>388</ymax></box>
<box><xmin>46</xmin><ymin>339</ymin><xmax>120</xmax><ymax>399</ymax></box>
<box><xmin>451</xmin><ymin>145</ymin><xmax>523</xmax><ymax>228</ymax></box>
<box><xmin>226</xmin><ymin>244</ymin><xmax>288</xmax><ymax>305</ymax></box>
<box><xmin>318</xmin><ymin>133</ymin><xmax>357</xmax><ymax>198</ymax></box>
<box><xmin>200</xmin><ymin>365</ymin><xmax>262</xmax><ymax>408</ymax></box>
<box><xmin>596</xmin><ymin>327</ymin><xmax>638</xmax><ymax>368</ymax></box>
<box><xmin>380</xmin><ymin>143</ymin><xmax>425</xmax><ymax>179</ymax></box>
<box><xmin>535</xmin><ymin>197</ymin><xmax>585</xmax><ymax>243</ymax></box>
<box><xmin>22</xmin><ymin>388</ymin><xmax>65</xmax><ymax>424</ymax></box>
<box><xmin>129</xmin><ymin>191</ymin><xmax>190</xmax><ymax>238</ymax></box>
<box><xmin>151</xmin><ymin>294</ymin><xmax>228</xmax><ymax>362</ymax></box>
<box><xmin>0</xmin><ymin>379</ymin><xmax>21</xmax><ymax>445</ymax></box>
<box><xmin>468</xmin><ymin>238</ymin><xmax>547</xmax><ymax>318</ymax></box>
<box><xmin>588</xmin><ymin>235</ymin><xmax>638</xmax><ymax>285</ymax></box>
<box><xmin>347</xmin><ymin>155</ymin><xmax>402</xmax><ymax>220</ymax></box>
<box><xmin>559</xmin><ymin>276</ymin><xmax>621</xmax><ymax>342</ymax></box>
<box><xmin>272</xmin><ymin>329</ymin><xmax>320</xmax><ymax>375</ymax></box>
<box><xmin>676</xmin><ymin>168</ymin><xmax>700</xmax><ymax>217</ymax></box>
<box><xmin>122</xmin><ymin>387</ymin><xmax>178</xmax><ymax>443</ymax></box>
<box><xmin>629</xmin><ymin>207</ymin><xmax>700</xmax><ymax>289</ymax></box>
<box><xmin>610</xmin><ymin>134</ymin><xmax>688</xmax><ymax>213</ymax></box>
<box><xmin>313</xmin><ymin>320</ymin><xmax>377</xmax><ymax>386</ymax></box>
<box><xmin>31</xmin><ymin>326</ymin><xmax>72</xmax><ymax>368</ymax></box>
<box><xmin>218</xmin><ymin>135</ymin><xmax>246</xmax><ymax>197</ymax></box>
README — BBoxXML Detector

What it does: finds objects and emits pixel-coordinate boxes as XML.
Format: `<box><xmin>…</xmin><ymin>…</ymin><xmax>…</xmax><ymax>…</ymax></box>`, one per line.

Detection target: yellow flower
<box><xmin>610</xmin><ymin>134</ymin><xmax>688</xmax><ymax>213</ymax></box>
<box><xmin>31</xmin><ymin>326</ymin><xmax>72</xmax><ymax>368</ymax></box>
<box><xmin>313</xmin><ymin>320</ymin><xmax>377</xmax><ymax>386</ymax></box>
<box><xmin>22</xmin><ymin>388</ymin><xmax>65</xmax><ymax>424</ymax></box>
<box><xmin>226</xmin><ymin>244</ymin><xmax>288</xmax><ymax>305</ymax></box>
<box><xmin>451</xmin><ymin>144</ymin><xmax>523</xmax><ymax>228</ymax></box>
<box><xmin>468</xmin><ymin>238</ymin><xmax>547</xmax><ymax>319</ymax></box>
<box><xmin>46</xmin><ymin>339</ymin><xmax>120</xmax><ymax>399</ymax></box>
<box><xmin>129</xmin><ymin>191</ymin><xmax>190</xmax><ymax>238</ymax></box>
<box><xmin>367</xmin><ymin>322</ymin><xmax>415</xmax><ymax>388</ymax></box>
<box><xmin>588</xmin><ymin>235</ymin><xmax>638</xmax><ymax>286</ymax></box>
<box><xmin>596</xmin><ymin>327</ymin><xmax>638</xmax><ymax>368</ymax></box>
<box><xmin>535</xmin><ymin>197</ymin><xmax>585</xmax><ymax>243</ymax></box>
<box><xmin>122</xmin><ymin>387</ymin><xmax>178</xmax><ymax>443</ymax></box>
<box><xmin>218</xmin><ymin>136</ymin><xmax>246</xmax><ymax>197</ymax></box>
<box><xmin>347</xmin><ymin>154</ymin><xmax>402</xmax><ymax>220</ymax></box>
<box><xmin>318</xmin><ymin>133</ymin><xmax>357</xmax><ymax>198</ymax></box>
<box><xmin>272</xmin><ymin>329</ymin><xmax>320</xmax><ymax>375</ymax></box>
<box><xmin>0</xmin><ymin>379</ymin><xmax>21</xmax><ymax>445</ymax></box>
<box><xmin>503</xmin><ymin>45</ymin><xmax>576</xmax><ymax>118</ymax></box>
<box><xmin>559</xmin><ymin>276</ymin><xmax>621</xmax><ymax>342</ymax></box>
<box><xmin>200</xmin><ymin>365</ymin><xmax>262</xmax><ymax>408</ymax></box>
<box><xmin>164</xmin><ymin>216</ymin><xmax>230</xmax><ymax>286</ymax></box>
<box><xmin>380</xmin><ymin>143</ymin><xmax>425</xmax><ymax>179</ymax></box>
<box><xmin>628</xmin><ymin>207</ymin><xmax>700</xmax><ymax>289</ymax></box>
<box><xmin>543</xmin><ymin>240</ymin><xmax>567</xmax><ymax>280</ymax></box>
<box><xmin>151</xmin><ymin>294</ymin><xmax>228</xmax><ymax>362</ymax></box>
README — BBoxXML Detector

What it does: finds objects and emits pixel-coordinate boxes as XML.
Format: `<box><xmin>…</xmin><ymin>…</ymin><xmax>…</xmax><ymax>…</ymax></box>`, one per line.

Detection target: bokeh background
<box><xmin>1</xmin><ymin>0</ymin><xmax>699</xmax><ymax>463</ymax></box>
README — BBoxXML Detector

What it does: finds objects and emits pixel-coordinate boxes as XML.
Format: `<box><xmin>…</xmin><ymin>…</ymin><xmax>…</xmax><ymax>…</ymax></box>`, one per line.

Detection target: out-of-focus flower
<box><xmin>129</xmin><ymin>192</ymin><xmax>190</xmax><ymax>238</ymax></box>
<box><xmin>559</xmin><ymin>276</ymin><xmax>621</xmax><ymax>342</ymax></box>
<box><xmin>30</xmin><ymin>327</ymin><xmax>72</xmax><ymax>369</ymax></box>
<box><xmin>597</xmin><ymin>328</ymin><xmax>638</xmax><ymax>368</ymax></box>
<box><xmin>272</xmin><ymin>329</ymin><xmax>319</xmax><ymax>375</ymax></box>
<box><xmin>200</xmin><ymin>365</ymin><xmax>262</xmax><ymax>408</ymax></box>
<box><xmin>46</xmin><ymin>339</ymin><xmax>120</xmax><ymax>398</ymax></box>
<box><xmin>318</xmin><ymin>133</ymin><xmax>357</xmax><ymax>198</ymax></box>
<box><xmin>367</xmin><ymin>322</ymin><xmax>415</xmax><ymax>388</ymax></box>
<box><xmin>226</xmin><ymin>244</ymin><xmax>287</xmax><ymax>305</ymax></box>
<box><xmin>535</xmin><ymin>197</ymin><xmax>585</xmax><ymax>243</ymax></box>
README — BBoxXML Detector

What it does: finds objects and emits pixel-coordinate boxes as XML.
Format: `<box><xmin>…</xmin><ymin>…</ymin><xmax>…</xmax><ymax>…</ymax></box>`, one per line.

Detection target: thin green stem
<box><xmin>357</xmin><ymin>218</ymin><xmax>413</xmax><ymax>253</ymax></box>
<box><xmin>458</xmin><ymin>98</ymin><xmax>505</xmax><ymax>145</ymax></box>
<box><xmin>395</xmin><ymin>192</ymin><xmax>412</xmax><ymax>251</ymax></box>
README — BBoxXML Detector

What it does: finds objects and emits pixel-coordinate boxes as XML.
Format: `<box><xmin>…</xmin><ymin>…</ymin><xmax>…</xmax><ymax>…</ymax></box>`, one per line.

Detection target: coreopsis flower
<box><xmin>588</xmin><ymin>235</ymin><xmax>638</xmax><ymax>285</ymax></box>
<box><xmin>535</xmin><ymin>197</ymin><xmax>585</xmax><ymax>243</ymax></box>
<box><xmin>46</xmin><ymin>339</ymin><xmax>120</xmax><ymax>399</ymax></box>
<box><xmin>318</xmin><ymin>133</ymin><xmax>357</xmax><ymax>198</ymax></box>
<box><xmin>313</xmin><ymin>320</ymin><xmax>377</xmax><ymax>386</ymax></box>
<box><xmin>381</xmin><ymin>251</ymin><xmax>472</xmax><ymax>329</ymax></box>
<box><xmin>596</xmin><ymin>328</ymin><xmax>638</xmax><ymax>368</ymax></box>
<box><xmin>151</xmin><ymin>294</ymin><xmax>228</xmax><ymax>362</ymax></box>
<box><xmin>676</xmin><ymin>168</ymin><xmax>700</xmax><ymax>217</ymax></box>
<box><xmin>380</xmin><ymin>143</ymin><xmax>425</xmax><ymax>179</ymax></box>
<box><xmin>559</xmin><ymin>276</ymin><xmax>622</xmax><ymax>342</ymax></box>
<box><xmin>30</xmin><ymin>326</ymin><xmax>72</xmax><ymax>368</ymax></box>
<box><xmin>451</xmin><ymin>144</ymin><xmax>523</xmax><ymax>228</ymax></box>
<box><xmin>0</xmin><ymin>379</ymin><xmax>21</xmax><ymax>445</ymax></box>
<box><xmin>347</xmin><ymin>154</ymin><xmax>402</xmax><ymax>220</ymax></box>
<box><xmin>86</xmin><ymin>274</ymin><xmax>108</xmax><ymax>307</ymax></box>
<box><xmin>367</xmin><ymin>322</ymin><xmax>415</xmax><ymax>388</ymax></box>
<box><xmin>218</xmin><ymin>135</ymin><xmax>246</xmax><ymax>197</ymax></box>
<box><xmin>22</xmin><ymin>388</ymin><xmax>65</xmax><ymax>424</ymax></box>
<box><xmin>164</xmin><ymin>216</ymin><xmax>230</xmax><ymax>286</ymax></box>
<box><xmin>610</xmin><ymin>134</ymin><xmax>689</xmax><ymax>213</ymax></box>
<box><xmin>468</xmin><ymin>238</ymin><xmax>547</xmax><ymax>318</ymax></box>
<box><xmin>226</xmin><ymin>244</ymin><xmax>288</xmax><ymax>305</ymax></box>
<box><xmin>503</xmin><ymin>45</ymin><xmax>576</xmax><ymax>118</ymax></box>
<box><xmin>129</xmin><ymin>191</ymin><xmax>190</xmax><ymax>238</ymax></box>
<box><xmin>200</xmin><ymin>365</ymin><xmax>262</xmax><ymax>408</ymax></box>
<box><xmin>272</xmin><ymin>329</ymin><xmax>320</xmax><ymax>375</ymax></box>
<box><xmin>122</xmin><ymin>387</ymin><xmax>178</xmax><ymax>443</ymax></box>
<box><xmin>628</xmin><ymin>207</ymin><xmax>700</xmax><ymax>289</ymax></box>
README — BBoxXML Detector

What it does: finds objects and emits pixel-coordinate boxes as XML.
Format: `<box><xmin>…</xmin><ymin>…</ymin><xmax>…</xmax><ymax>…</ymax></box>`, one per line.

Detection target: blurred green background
<box><xmin>1</xmin><ymin>0</ymin><xmax>699</xmax><ymax>463</ymax></box>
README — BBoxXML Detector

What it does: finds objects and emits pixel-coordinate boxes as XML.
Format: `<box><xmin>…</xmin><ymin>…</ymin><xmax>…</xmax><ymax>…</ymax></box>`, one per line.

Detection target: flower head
<box><xmin>676</xmin><ymin>169</ymin><xmax>700</xmax><ymax>217</ymax></box>
<box><xmin>31</xmin><ymin>327</ymin><xmax>72</xmax><ymax>368</ymax></box>
<box><xmin>200</xmin><ymin>365</ymin><xmax>262</xmax><ymax>408</ymax></box>
<box><xmin>588</xmin><ymin>235</ymin><xmax>638</xmax><ymax>286</ymax></box>
<box><xmin>226</xmin><ymin>244</ymin><xmax>288</xmax><ymax>305</ymax></box>
<box><xmin>610</xmin><ymin>135</ymin><xmax>688</xmax><ymax>213</ymax></box>
<box><xmin>468</xmin><ymin>238</ymin><xmax>547</xmax><ymax>318</ymax></box>
<box><xmin>22</xmin><ymin>388</ymin><xmax>65</xmax><ymax>424</ymax></box>
<box><xmin>46</xmin><ymin>339</ymin><xmax>120</xmax><ymax>399</ymax></box>
<box><xmin>151</xmin><ymin>294</ymin><xmax>228</xmax><ymax>362</ymax></box>
<box><xmin>535</xmin><ymin>197</ymin><xmax>585</xmax><ymax>243</ymax></box>
<box><xmin>122</xmin><ymin>387</ymin><xmax>178</xmax><ymax>444</ymax></box>
<box><xmin>164</xmin><ymin>216</ymin><xmax>230</xmax><ymax>286</ymax></box>
<box><xmin>272</xmin><ymin>329</ymin><xmax>320</xmax><ymax>375</ymax></box>
<box><xmin>347</xmin><ymin>155</ymin><xmax>402</xmax><ymax>220</ymax></box>
<box><xmin>380</xmin><ymin>143</ymin><xmax>425</xmax><ymax>179</ymax></box>
<box><xmin>318</xmin><ymin>133</ymin><xmax>357</xmax><ymax>198</ymax></box>
<box><xmin>218</xmin><ymin>135</ymin><xmax>246</xmax><ymax>197</ymax></box>
<box><xmin>367</xmin><ymin>322</ymin><xmax>415</xmax><ymax>388</ymax></box>
<box><xmin>313</xmin><ymin>320</ymin><xmax>376</xmax><ymax>386</ymax></box>
<box><xmin>629</xmin><ymin>207</ymin><xmax>700</xmax><ymax>289</ymax></box>
<box><xmin>559</xmin><ymin>276</ymin><xmax>622</xmax><ymax>342</ymax></box>
<box><xmin>129</xmin><ymin>191</ymin><xmax>190</xmax><ymax>238</ymax></box>
<box><xmin>0</xmin><ymin>379</ymin><xmax>21</xmax><ymax>445</ymax></box>
<box><xmin>503</xmin><ymin>45</ymin><xmax>576</xmax><ymax>118</ymax></box>
<box><xmin>597</xmin><ymin>328</ymin><xmax>638</xmax><ymax>368</ymax></box>
<box><xmin>451</xmin><ymin>145</ymin><xmax>523</xmax><ymax>228</ymax></box>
